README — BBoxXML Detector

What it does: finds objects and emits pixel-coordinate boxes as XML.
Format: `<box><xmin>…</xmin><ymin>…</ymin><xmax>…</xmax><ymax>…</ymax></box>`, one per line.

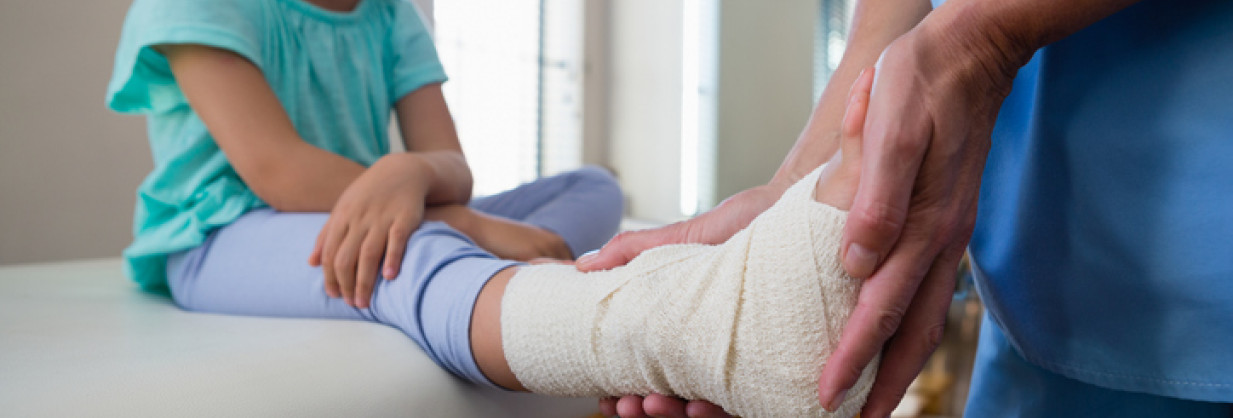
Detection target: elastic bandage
<box><xmin>501</xmin><ymin>165</ymin><xmax>879</xmax><ymax>417</ymax></box>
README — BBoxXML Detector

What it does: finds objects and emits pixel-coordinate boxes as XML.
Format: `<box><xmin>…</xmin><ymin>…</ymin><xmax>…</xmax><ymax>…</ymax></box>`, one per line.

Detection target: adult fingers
<box><xmin>382</xmin><ymin>220</ymin><xmax>414</xmax><ymax>279</ymax></box>
<box><xmin>615</xmin><ymin>395</ymin><xmax>649</xmax><ymax>418</ymax></box>
<box><xmin>599</xmin><ymin>397</ymin><xmax>618</xmax><ymax>416</ymax></box>
<box><xmin>353</xmin><ymin>227</ymin><xmax>386</xmax><ymax>309</ymax></box>
<box><xmin>641</xmin><ymin>394</ymin><xmax>688</xmax><ymax>418</ymax></box>
<box><xmin>601</xmin><ymin>395</ymin><xmax>729</xmax><ymax>418</ymax></box>
<box><xmin>841</xmin><ymin>67</ymin><xmax>875</xmax><ymax>151</ymax></box>
<box><xmin>860</xmin><ymin>242</ymin><xmax>965</xmax><ymax>417</ymax></box>
<box><xmin>684</xmin><ymin>400</ymin><xmax>731</xmax><ymax>418</ymax></box>
<box><xmin>576</xmin><ymin>223</ymin><xmax>687</xmax><ymax>272</ymax></box>
<box><xmin>332</xmin><ymin>224</ymin><xmax>366</xmax><ymax>307</ymax></box>
<box><xmin>319</xmin><ymin>221</ymin><xmax>348</xmax><ymax>299</ymax></box>
<box><xmin>818</xmin><ymin>234</ymin><xmax>935</xmax><ymax>411</ymax></box>
<box><xmin>815</xmin><ymin>66</ymin><xmax>875</xmax><ymax>210</ymax></box>
<box><xmin>840</xmin><ymin>59</ymin><xmax>930</xmax><ymax>279</ymax></box>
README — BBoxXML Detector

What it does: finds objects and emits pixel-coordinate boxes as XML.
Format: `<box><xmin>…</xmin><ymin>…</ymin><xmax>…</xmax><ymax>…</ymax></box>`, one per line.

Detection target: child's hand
<box><xmin>310</xmin><ymin>153</ymin><xmax>430</xmax><ymax>308</ymax></box>
<box><xmin>425</xmin><ymin>205</ymin><xmax>573</xmax><ymax>262</ymax></box>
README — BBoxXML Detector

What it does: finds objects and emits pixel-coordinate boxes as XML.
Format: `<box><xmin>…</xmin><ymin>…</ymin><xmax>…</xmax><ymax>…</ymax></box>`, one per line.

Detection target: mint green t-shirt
<box><xmin>106</xmin><ymin>0</ymin><xmax>447</xmax><ymax>292</ymax></box>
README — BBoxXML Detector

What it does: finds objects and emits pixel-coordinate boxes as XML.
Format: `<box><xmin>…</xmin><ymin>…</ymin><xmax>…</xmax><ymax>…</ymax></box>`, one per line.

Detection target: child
<box><xmin>108</xmin><ymin>0</ymin><xmax>880</xmax><ymax>415</ymax></box>
<box><xmin>107</xmin><ymin>0</ymin><xmax>621</xmax><ymax>389</ymax></box>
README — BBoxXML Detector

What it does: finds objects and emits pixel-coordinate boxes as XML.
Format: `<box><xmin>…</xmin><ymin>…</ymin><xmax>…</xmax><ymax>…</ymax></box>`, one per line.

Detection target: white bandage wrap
<box><xmin>501</xmin><ymin>166</ymin><xmax>879</xmax><ymax>417</ymax></box>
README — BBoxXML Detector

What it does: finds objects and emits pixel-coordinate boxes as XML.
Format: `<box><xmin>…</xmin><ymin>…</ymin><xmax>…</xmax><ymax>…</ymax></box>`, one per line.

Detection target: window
<box><xmin>434</xmin><ymin>0</ymin><xmax>584</xmax><ymax>197</ymax></box>
<box><xmin>680</xmin><ymin>0</ymin><xmax>719</xmax><ymax>217</ymax></box>
<box><xmin>814</xmin><ymin>0</ymin><xmax>853</xmax><ymax>100</ymax></box>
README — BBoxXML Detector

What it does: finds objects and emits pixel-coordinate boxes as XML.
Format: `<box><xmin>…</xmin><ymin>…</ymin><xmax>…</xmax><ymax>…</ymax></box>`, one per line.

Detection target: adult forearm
<box><xmin>771</xmin><ymin>0</ymin><xmax>932</xmax><ymax>189</ymax></box>
<box><xmin>916</xmin><ymin>0</ymin><xmax>1141</xmax><ymax>91</ymax></box>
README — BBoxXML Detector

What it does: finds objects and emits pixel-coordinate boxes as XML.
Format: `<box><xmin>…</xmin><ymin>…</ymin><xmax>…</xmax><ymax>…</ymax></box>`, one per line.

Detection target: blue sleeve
<box><xmin>387</xmin><ymin>0</ymin><xmax>448</xmax><ymax>103</ymax></box>
<box><xmin>105</xmin><ymin>0</ymin><xmax>268</xmax><ymax>114</ymax></box>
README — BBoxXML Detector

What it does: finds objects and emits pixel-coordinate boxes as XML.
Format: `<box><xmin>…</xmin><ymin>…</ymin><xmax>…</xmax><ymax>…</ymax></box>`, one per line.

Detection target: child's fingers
<box><xmin>333</xmin><ymin>225</ymin><xmax>366</xmax><ymax>307</ymax></box>
<box><xmin>528</xmin><ymin>257</ymin><xmax>572</xmax><ymax>265</ymax></box>
<box><xmin>383</xmin><ymin>220</ymin><xmax>413</xmax><ymax>279</ymax></box>
<box><xmin>309</xmin><ymin>219</ymin><xmax>328</xmax><ymax>267</ymax></box>
<box><xmin>353</xmin><ymin>228</ymin><xmax>386</xmax><ymax>309</ymax></box>
<box><xmin>320</xmin><ymin>221</ymin><xmax>349</xmax><ymax>299</ymax></box>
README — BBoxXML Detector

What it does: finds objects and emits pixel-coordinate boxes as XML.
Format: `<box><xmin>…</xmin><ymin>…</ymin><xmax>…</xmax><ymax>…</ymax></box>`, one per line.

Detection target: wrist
<box><xmin>911</xmin><ymin>1</ymin><xmax>1038</xmax><ymax>98</ymax></box>
<box><xmin>771</xmin><ymin>132</ymin><xmax>841</xmax><ymax>193</ymax></box>
<box><xmin>374</xmin><ymin>152</ymin><xmax>432</xmax><ymax>195</ymax></box>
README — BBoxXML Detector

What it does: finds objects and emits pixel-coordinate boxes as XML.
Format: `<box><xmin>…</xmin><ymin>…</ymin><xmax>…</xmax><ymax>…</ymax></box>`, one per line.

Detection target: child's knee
<box><xmin>390</xmin><ymin>221</ymin><xmax>493</xmax><ymax>280</ymax></box>
<box><xmin>574</xmin><ymin>165</ymin><xmax>620</xmax><ymax>193</ymax></box>
<box><xmin>573</xmin><ymin>165</ymin><xmax>624</xmax><ymax>216</ymax></box>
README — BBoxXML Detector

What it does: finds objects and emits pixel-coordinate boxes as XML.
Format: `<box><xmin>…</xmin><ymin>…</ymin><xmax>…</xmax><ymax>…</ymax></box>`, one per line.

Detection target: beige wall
<box><xmin>601</xmin><ymin>0</ymin><xmax>818</xmax><ymax>221</ymax></box>
<box><xmin>0</xmin><ymin>0</ymin><xmax>436</xmax><ymax>266</ymax></box>
<box><xmin>0</xmin><ymin>0</ymin><xmax>817</xmax><ymax>264</ymax></box>
<box><xmin>712</xmin><ymin>0</ymin><xmax>817</xmax><ymax>203</ymax></box>
<box><xmin>0</xmin><ymin>0</ymin><xmax>152</xmax><ymax>265</ymax></box>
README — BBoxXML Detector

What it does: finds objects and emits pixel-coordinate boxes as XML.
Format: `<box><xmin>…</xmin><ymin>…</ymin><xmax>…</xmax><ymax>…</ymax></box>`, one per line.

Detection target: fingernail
<box><xmin>844</xmin><ymin>243</ymin><xmax>878</xmax><ymax>277</ymax></box>
<box><xmin>825</xmin><ymin>388</ymin><xmax>849</xmax><ymax>412</ymax></box>
<box><xmin>575</xmin><ymin>250</ymin><xmax>599</xmax><ymax>266</ymax></box>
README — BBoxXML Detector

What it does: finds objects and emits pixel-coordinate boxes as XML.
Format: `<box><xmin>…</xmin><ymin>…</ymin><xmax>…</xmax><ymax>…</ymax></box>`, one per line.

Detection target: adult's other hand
<box><xmin>818</xmin><ymin>6</ymin><xmax>1033</xmax><ymax>416</ymax></box>
<box><xmin>575</xmin><ymin>183</ymin><xmax>785</xmax><ymax>273</ymax></box>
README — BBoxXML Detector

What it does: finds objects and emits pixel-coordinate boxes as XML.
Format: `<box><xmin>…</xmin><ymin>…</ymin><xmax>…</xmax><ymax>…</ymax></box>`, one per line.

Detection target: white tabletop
<box><xmin>0</xmin><ymin>258</ymin><xmax>597</xmax><ymax>417</ymax></box>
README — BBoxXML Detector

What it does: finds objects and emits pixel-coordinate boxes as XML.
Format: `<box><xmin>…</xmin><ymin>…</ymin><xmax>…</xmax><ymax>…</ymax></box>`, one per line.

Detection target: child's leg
<box><xmin>475</xmin><ymin>71</ymin><xmax>877</xmax><ymax>416</ymax></box>
<box><xmin>480</xmin><ymin>165</ymin><xmax>874</xmax><ymax>417</ymax></box>
<box><xmin>166</xmin><ymin>210</ymin><xmax>518</xmax><ymax>387</ymax></box>
<box><xmin>467</xmin><ymin>165</ymin><xmax>623</xmax><ymax>257</ymax></box>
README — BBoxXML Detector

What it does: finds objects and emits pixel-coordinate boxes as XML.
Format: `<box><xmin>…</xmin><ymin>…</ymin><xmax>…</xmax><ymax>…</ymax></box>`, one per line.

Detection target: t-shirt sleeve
<box><xmin>105</xmin><ymin>0</ymin><xmax>267</xmax><ymax>114</ymax></box>
<box><xmin>388</xmin><ymin>0</ymin><xmax>448</xmax><ymax>102</ymax></box>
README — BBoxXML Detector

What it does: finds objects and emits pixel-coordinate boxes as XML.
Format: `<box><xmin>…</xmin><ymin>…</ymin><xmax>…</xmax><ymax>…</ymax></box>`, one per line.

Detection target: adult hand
<box><xmin>309</xmin><ymin>153</ymin><xmax>430</xmax><ymax>308</ymax></box>
<box><xmin>575</xmin><ymin>183</ymin><xmax>784</xmax><ymax>272</ymax></box>
<box><xmin>598</xmin><ymin>394</ymin><xmax>732</xmax><ymax>418</ymax></box>
<box><xmin>817</xmin><ymin>14</ymin><xmax>1028</xmax><ymax>417</ymax></box>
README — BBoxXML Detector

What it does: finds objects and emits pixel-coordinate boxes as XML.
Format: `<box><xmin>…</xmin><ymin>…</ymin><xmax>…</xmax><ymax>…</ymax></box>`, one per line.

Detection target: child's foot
<box><xmin>501</xmin><ymin>164</ymin><xmax>875</xmax><ymax>417</ymax></box>
<box><xmin>498</xmin><ymin>69</ymin><xmax>877</xmax><ymax>417</ymax></box>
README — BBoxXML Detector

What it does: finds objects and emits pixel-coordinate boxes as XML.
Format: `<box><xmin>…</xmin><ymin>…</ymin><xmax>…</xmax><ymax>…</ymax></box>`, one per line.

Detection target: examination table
<box><xmin>0</xmin><ymin>258</ymin><xmax>598</xmax><ymax>417</ymax></box>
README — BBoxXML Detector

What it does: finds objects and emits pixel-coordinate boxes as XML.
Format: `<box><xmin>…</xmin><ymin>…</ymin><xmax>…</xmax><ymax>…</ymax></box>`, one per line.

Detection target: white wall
<box><xmin>0</xmin><ymin>0</ymin><xmax>151</xmax><ymax>265</ymax></box>
<box><xmin>601</xmin><ymin>0</ymin><xmax>818</xmax><ymax>221</ymax></box>
<box><xmin>603</xmin><ymin>0</ymin><xmax>687</xmax><ymax>223</ymax></box>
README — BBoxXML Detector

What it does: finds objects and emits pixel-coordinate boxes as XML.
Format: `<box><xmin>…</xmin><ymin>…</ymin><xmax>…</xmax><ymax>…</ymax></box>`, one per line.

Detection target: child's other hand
<box><xmin>469</xmin><ymin>215</ymin><xmax>573</xmax><ymax>262</ymax></box>
<box><xmin>310</xmin><ymin>153</ymin><xmax>429</xmax><ymax>308</ymax></box>
<box><xmin>425</xmin><ymin>205</ymin><xmax>573</xmax><ymax>262</ymax></box>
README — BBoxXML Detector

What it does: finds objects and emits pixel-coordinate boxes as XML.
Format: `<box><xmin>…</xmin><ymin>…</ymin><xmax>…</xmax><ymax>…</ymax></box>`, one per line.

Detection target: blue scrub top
<box><xmin>959</xmin><ymin>0</ymin><xmax>1233</xmax><ymax>401</ymax></box>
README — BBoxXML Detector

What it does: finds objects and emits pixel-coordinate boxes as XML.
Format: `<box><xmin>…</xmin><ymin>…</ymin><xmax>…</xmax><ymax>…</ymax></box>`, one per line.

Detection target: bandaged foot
<box><xmin>501</xmin><ymin>165</ymin><xmax>879</xmax><ymax>417</ymax></box>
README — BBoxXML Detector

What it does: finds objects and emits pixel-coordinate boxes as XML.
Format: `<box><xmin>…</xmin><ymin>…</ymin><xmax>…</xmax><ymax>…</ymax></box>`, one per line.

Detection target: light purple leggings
<box><xmin>166</xmin><ymin>166</ymin><xmax>623</xmax><ymax>387</ymax></box>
